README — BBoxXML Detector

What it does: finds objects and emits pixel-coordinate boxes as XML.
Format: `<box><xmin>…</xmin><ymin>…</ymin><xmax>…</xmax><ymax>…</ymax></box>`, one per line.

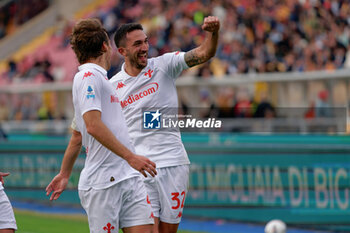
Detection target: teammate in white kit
<box><xmin>0</xmin><ymin>172</ymin><xmax>17</xmax><ymax>233</ymax></box>
<box><xmin>110</xmin><ymin>16</ymin><xmax>220</xmax><ymax>233</ymax></box>
<box><xmin>46</xmin><ymin>18</ymin><xmax>157</xmax><ymax>233</ymax></box>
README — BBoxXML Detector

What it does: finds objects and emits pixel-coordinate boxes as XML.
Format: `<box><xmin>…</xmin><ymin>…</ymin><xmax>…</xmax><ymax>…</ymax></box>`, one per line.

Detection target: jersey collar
<box><xmin>121</xmin><ymin>62</ymin><xmax>149</xmax><ymax>79</ymax></box>
<box><xmin>79</xmin><ymin>63</ymin><xmax>107</xmax><ymax>76</ymax></box>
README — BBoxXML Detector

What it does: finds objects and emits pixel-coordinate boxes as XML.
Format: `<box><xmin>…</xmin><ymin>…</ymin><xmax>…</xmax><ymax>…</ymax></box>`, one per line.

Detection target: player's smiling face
<box><xmin>124</xmin><ymin>30</ymin><xmax>149</xmax><ymax>70</ymax></box>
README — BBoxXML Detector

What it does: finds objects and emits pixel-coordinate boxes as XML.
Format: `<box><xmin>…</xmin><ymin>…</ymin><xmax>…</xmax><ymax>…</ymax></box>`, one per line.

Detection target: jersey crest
<box><xmin>144</xmin><ymin>69</ymin><xmax>154</xmax><ymax>78</ymax></box>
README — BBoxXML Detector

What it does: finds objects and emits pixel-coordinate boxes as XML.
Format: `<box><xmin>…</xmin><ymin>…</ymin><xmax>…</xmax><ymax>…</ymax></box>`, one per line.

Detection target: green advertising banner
<box><xmin>187</xmin><ymin>154</ymin><xmax>350</xmax><ymax>224</ymax></box>
<box><xmin>1</xmin><ymin>134</ymin><xmax>350</xmax><ymax>231</ymax></box>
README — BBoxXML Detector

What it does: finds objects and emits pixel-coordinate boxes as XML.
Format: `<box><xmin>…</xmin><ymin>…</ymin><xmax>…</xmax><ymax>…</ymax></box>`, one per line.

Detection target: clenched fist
<box><xmin>202</xmin><ymin>16</ymin><xmax>220</xmax><ymax>33</ymax></box>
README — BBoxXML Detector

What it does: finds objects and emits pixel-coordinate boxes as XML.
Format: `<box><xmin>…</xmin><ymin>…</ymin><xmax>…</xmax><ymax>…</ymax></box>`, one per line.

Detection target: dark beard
<box><xmin>135</xmin><ymin>62</ymin><xmax>146</xmax><ymax>69</ymax></box>
<box><xmin>130</xmin><ymin>57</ymin><xmax>146</xmax><ymax>69</ymax></box>
<box><xmin>128</xmin><ymin>52</ymin><xmax>147</xmax><ymax>69</ymax></box>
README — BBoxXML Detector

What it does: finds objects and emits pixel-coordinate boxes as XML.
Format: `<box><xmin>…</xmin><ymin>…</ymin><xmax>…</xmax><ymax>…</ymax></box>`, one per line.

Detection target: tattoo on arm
<box><xmin>184</xmin><ymin>49</ymin><xmax>208</xmax><ymax>67</ymax></box>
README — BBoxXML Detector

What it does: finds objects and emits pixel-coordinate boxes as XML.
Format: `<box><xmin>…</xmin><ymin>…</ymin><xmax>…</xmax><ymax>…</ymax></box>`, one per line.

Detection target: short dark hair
<box><xmin>114</xmin><ymin>23</ymin><xmax>143</xmax><ymax>48</ymax></box>
<box><xmin>70</xmin><ymin>18</ymin><xmax>109</xmax><ymax>64</ymax></box>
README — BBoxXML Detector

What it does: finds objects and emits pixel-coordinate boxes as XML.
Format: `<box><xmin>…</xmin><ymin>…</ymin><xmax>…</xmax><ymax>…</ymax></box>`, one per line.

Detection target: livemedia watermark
<box><xmin>143</xmin><ymin>109</ymin><xmax>222</xmax><ymax>130</ymax></box>
<box><xmin>140</xmin><ymin>107</ymin><xmax>347</xmax><ymax>133</ymax></box>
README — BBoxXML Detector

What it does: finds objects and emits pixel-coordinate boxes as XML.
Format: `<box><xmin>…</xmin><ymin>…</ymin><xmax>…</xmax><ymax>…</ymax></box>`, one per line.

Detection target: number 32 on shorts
<box><xmin>171</xmin><ymin>191</ymin><xmax>186</xmax><ymax>209</ymax></box>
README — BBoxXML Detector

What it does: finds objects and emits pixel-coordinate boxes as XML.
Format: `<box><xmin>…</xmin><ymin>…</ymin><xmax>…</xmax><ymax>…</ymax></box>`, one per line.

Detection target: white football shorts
<box><xmin>144</xmin><ymin>165</ymin><xmax>190</xmax><ymax>224</ymax></box>
<box><xmin>0</xmin><ymin>189</ymin><xmax>17</xmax><ymax>230</ymax></box>
<box><xmin>79</xmin><ymin>176</ymin><xmax>154</xmax><ymax>232</ymax></box>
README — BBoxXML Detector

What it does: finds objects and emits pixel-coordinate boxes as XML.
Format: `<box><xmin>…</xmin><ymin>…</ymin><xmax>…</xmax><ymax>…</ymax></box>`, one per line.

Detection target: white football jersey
<box><xmin>72</xmin><ymin>63</ymin><xmax>139</xmax><ymax>190</ymax></box>
<box><xmin>0</xmin><ymin>182</ymin><xmax>3</xmax><ymax>190</ymax></box>
<box><xmin>110</xmin><ymin>52</ymin><xmax>190</xmax><ymax>168</ymax></box>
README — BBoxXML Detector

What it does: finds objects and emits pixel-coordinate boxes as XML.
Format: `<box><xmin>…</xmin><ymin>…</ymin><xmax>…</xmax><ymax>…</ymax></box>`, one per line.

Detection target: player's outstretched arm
<box><xmin>83</xmin><ymin>110</ymin><xmax>157</xmax><ymax>178</ymax></box>
<box><xmin>184</xmin><ymin>16</ymin><xmax>220</xmax><ymax>67</ymax></box>
<box><xmin>0</xmin><ymin>172</ymin><xmax>10</xmax><ymax>185</ymax></box>
<box><xmin>46</xmin><ymin>129</ymin><xmax>82</xmax><ymax>201</ymax></box>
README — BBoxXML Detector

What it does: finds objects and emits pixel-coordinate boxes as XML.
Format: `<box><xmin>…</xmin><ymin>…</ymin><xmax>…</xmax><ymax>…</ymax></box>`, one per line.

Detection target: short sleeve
<box><xmin>75</xmin><ymin>72</ymin><xmax>103</xmax><ymax>116</ymax></box>
<box><xmin>157</xmin><ymin>52</ymin><xmax>189</xmax><ymax>79</ymax></box>
<box><xmin>70</xmin><ymin>117</ymin><xmax>79</xmax><ymax>132</ymax></box>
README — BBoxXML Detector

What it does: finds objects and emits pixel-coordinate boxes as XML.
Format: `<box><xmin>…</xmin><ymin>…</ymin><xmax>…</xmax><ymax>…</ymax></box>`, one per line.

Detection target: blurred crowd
<box><xmin>0</xmin><ymin>0</ymin><xmax>349</xmax><ymax>122</ymax></box>
<box><xmin>98</xmin><ymin>0</ymin><xmax>350</xmax><ymax>76</ymax></box>
<box><xmin>0</xmin><ymin>0</ymin><xmax>50</xmax><ymax>39</ymax></box>
<box><xmin>3</xmin><ymin>0</ymin><xmax>350</xmax><ymax>82</ymax></box>
<box><xmin>0</xmin><ymin>92</ymin><xmax>65</xmax><ymax>122</ymax></box>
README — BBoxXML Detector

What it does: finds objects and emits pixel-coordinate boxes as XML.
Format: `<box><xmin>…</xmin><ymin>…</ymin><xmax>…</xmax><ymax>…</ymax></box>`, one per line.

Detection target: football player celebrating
<box><xmin>110</xmin><ymin>16</ymin><xmax>220</xmax><ymax>233</ymax></box>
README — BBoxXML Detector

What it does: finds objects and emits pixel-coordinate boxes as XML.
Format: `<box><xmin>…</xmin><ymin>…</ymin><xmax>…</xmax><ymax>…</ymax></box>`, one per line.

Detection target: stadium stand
<box><xmin>1</xmin><ymin>1</ymin><xmax>350</xmax><ymax>232</ymax></box>
<box><xmin>1</xmin><ymin>0</ymin><xmax>350</xmax><ymax>82</ymax></box>
<box><xmin>0</xmin><ymin>0</ymin><xmax>50</xmax><ymax>39</ymax></box>
<box><xmin>0</xmin><ymin>0</ymin><xmax>349</xmax><ymax>122</ymax></box>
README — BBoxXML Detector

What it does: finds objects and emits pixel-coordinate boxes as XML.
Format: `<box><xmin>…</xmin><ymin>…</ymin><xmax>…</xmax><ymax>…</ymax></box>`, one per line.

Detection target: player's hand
<box><xmin>202</xmin><ymin>16</ymin><xmax>220</xmax><ymax>33</ymax></box>
<box><xmin>45</xmin><ymin>173</ymin><xmax>69</xmax><ymax>201</ymax></box>
<box><xmin>0</xmin><ymin>172</ymin><xmax>10</xmax><ymax>185</ymax></box>
<box><xmin>127</xmin><ymin>154</ymin><xmax>157</xmax><ymax>177</ymax></box>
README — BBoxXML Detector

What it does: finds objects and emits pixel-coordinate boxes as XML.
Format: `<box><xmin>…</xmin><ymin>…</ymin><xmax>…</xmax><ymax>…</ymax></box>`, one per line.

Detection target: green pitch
<box><xmin>14</xmin><ymin>210</ymin><xmax>206</xmax><ymax>233</ymax></box>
